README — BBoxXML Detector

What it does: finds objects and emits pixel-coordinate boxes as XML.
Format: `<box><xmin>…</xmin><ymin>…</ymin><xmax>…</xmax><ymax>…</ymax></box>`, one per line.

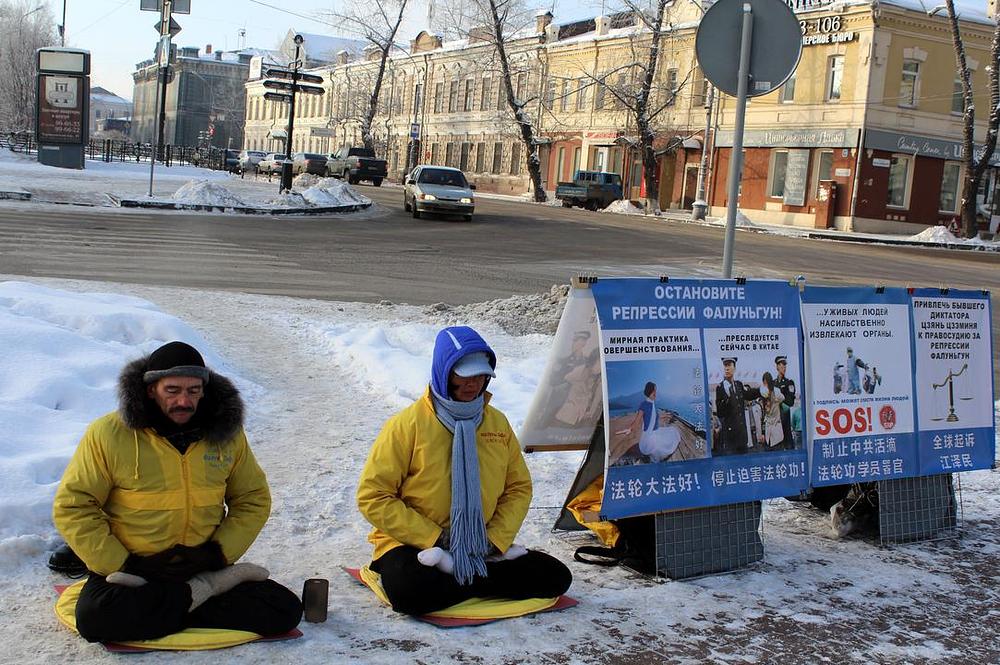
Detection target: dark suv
<box><xmin>292</xmin><ymin>152</ymin><xmax>328</xmax><ymax>175</ymax></box>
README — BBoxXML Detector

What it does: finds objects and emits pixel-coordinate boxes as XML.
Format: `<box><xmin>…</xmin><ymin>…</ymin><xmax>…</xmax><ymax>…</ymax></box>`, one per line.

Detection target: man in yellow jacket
<box><xmin>357</xmin><ymin>326</ymin><xmax>572</xmax><ymax>615</ymax></box>
<box><xmin>53</xmin><ymin>341</ymin><xmax>302</xmax><ymax>642</ymax></box>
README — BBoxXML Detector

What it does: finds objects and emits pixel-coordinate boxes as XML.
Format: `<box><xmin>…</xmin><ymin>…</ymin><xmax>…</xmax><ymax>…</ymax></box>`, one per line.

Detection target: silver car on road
<box><xmin>403</xmin><ymin>165</ymin><xmax>476</xmax><ymax>221</ymax></box>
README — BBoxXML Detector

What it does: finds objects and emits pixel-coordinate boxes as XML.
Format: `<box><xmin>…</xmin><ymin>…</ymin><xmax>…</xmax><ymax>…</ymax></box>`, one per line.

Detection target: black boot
<box><xmin>48</xmin><ymin>543</ymin><xmax>87</xmax><ymax>578</ymax></box>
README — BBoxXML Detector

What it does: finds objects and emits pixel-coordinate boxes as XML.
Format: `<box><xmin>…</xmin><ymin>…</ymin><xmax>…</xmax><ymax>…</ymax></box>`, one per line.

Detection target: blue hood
<box><xmin>431</xmin><ymin>326</ymin><xmax>497</xmax><ymax>398</ymax></box>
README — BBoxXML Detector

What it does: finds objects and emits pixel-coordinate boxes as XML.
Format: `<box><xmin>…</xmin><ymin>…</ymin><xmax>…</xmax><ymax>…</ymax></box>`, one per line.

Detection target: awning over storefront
<box><xmin>865</xmin><ymin>128</ymin><xmax>1000</xmax><ymax>165</ymax></box>
<box><xmin>266</xmin><ymin>129</ymin><xmax>287</xmax><ymax>140</ymax></box>
<box><xmin>715</xmin><ymin>127</ymin><xmax>858</xmax><ymax>148</ymax></box>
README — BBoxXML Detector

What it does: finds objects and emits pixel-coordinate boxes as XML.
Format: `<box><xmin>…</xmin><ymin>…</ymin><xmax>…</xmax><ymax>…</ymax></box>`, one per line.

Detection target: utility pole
<box><xmin>145</xmin><ymin>0</ymin><xmax>183</xmax><ymax>196</ymax></box>
<box><xmin>691</xmin><ymin>84</ymin><xmax>714</xmax><ymax>220</ymax></box>
<box><xmin>60</xmin><ymin>0</ymin><xmax>66</xmax><ymax>46</ymax></box>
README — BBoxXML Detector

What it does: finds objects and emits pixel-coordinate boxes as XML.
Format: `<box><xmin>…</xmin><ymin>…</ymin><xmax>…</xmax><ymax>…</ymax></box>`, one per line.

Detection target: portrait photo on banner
<box><xmin>703</xmin><ymin>328</ymin><xmax>803</xmax><ymax>458</ymax></box>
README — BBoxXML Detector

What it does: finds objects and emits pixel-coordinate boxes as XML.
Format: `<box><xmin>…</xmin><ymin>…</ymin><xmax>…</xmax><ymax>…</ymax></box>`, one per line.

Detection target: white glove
<box><xmin>417</xmin><ymin>546</ymin><xmax>454</xmax><ymax>573</ymax></box>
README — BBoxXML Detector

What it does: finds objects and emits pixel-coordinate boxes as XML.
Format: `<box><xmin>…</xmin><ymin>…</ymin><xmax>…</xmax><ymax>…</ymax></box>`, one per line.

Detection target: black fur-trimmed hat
<box><xmin>142</xmin><ymin>341</ymin><xmax>210</xmax><ymax>385</ymax></box>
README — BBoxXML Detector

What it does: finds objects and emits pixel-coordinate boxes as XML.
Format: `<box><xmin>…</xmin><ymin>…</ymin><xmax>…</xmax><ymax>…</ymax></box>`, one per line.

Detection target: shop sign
<box><xmin>715</xmin><ymin>128</ymin><xmax>856</xmax><ymax>148</ymax></box>
<box><xmin>866</xmin><ymin>128</ymin><xmax>1000</xmax><ymax>164</ymax></box>
<box><xmin>783</xmin><ymin>149</ymin><xmax>810</xmax><ymax>206</ymax></box>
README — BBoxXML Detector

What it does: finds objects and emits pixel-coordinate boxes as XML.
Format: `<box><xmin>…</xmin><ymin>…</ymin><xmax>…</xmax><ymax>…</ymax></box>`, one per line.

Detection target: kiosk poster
<box><xmin>37</xmin><ymin>75</ymin><xmax>84</xmax><ymax>144</ymax></box>
<box><xmin>910</xmin><ymin>288</ymin><xmax>995</xmax><ymax>474</ymax></box>
<box><xmin>592</xmin><ymin>278</ymin><xmax>808</xmax><ymax>518</ymax></box>
<box><xmin>801</xmin><ymin>286</ymin><xmax>917</xmax><ymax>486</ymax></box>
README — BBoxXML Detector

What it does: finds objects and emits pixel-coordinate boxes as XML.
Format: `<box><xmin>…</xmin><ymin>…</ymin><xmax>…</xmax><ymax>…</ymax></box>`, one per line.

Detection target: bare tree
<box><xmin>0</xmin><ymin>1</ymin><xmax>57</xmax><ymax>131</ymax></box>
<box><xmin>585</xmin><ymin>2</ymin><xmax>676</xmax><ymax>211</ymax></box>
<box><xmin>939</xmin><ymin>0</ymin><xmax>1000</xmax><ymax>238</ymax></box>
<box><xmin>437</xmin><ymin>0</ymin><xmax>548</xmax><ymax>202</ymax></box>
<box><xmin>327</xmin><ymin>0</ymin><xmax>411</xmax><ymax>153</ymax></box>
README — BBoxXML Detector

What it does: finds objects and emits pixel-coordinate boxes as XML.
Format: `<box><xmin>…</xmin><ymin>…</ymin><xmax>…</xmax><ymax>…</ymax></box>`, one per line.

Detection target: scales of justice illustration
<box><xmin>931</xmin><ymin>364</ymin><xmax>973</xmax><ymax>422</ymax></box>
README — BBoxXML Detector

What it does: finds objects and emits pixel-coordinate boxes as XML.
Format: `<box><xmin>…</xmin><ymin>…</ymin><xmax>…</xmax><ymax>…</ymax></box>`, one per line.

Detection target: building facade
<box><xmin>132</xmin><ymin>44</ymin><xmax>255</xmax><ymax>149</ymax></box>
<box><xmin>243</xmin><ymin>1</ymin><xmax>998</xmax><ymax>233</ymax></box>
<box><xmin>89</xmin><ymin>86</ymin><xmax>132</xmax><ymax>136</ymax></box>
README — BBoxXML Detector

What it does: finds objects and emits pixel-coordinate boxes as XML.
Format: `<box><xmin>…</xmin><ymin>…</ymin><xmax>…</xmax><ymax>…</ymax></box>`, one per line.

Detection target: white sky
<box><xmin>43</xmin><ymin>0</ymin><xmax>603</xmax><ymax>101</ymax></box>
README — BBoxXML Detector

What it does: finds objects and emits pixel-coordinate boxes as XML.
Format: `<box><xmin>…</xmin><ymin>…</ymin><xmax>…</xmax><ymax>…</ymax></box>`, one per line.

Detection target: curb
<box><xmin>0</xmin><ymin>189</ymin><xmax>31</xmax><ymax>201</ymax></box>
<box><xmin>111</xmin><ymin>195</ymin><xmax>373</xmax><ymax>215</ymax></box>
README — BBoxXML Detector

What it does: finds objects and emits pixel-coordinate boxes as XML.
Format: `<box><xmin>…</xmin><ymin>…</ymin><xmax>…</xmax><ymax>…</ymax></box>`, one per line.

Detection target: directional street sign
<box><xmin>263</xmin><ymin>92</ymin><xmax>293</xmax><ymax>103</ymax></box>
<box><xmin>265</xmin><ymin>68</ymin><xmax>325</xmax><ymax>85</ymax></box>
<box><xmin>140</xmin><ymin>0</ymin><xmax>191</xmax><ymax>13</ymax></box>
<box><xmin>297</xmin><ymin>84</ymin><xmax>325</xmax><ymax>95</ymax></box>
<box><xmin>263</xmin><ymin>80</ymin><xmax>295</xmax><ymax>92</ymax></box>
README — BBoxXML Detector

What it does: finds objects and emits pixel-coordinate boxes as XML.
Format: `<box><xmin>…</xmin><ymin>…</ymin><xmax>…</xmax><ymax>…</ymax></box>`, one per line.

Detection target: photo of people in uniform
<box><xmin>605</xmin><ymin>359</ymin><xmax>707</xmax><ymax>467</ymax></box>
<box><xmin>710</xmin><ymin>355</ymin><xmax>802</xmax><ymax>456</ymax></box>
<box><xmin>833</xmin><ymin>346</ymin><xmax>882</xmax><ymax>395</ymax></box>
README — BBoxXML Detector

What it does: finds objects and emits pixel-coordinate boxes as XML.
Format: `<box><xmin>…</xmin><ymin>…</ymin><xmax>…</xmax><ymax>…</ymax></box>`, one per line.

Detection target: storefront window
<box><xmin>939</xmin><ymin>162</ymin><xmax>962</xmax><ymax>213</ymax></box>
<box><xmin>814</xmin><ymin>150</ymin><xmax>834</xmax><ymax>196</ymax></box>
<box><xmin>887</xmin><ymin>156</ymin><xmax>910</xmax><ymax>208</ymax></box>
<box><xmin>769</xmin><ymin>150</ymin><xmax>789</xmax><ymax>198</ymax></box>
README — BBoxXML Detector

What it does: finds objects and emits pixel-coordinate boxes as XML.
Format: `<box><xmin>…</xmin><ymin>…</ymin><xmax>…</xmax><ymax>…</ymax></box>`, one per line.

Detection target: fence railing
<box><xmin>0</xmin><ymin>132</ymin><xmax>233</xmax><ymax>171</ymax></box>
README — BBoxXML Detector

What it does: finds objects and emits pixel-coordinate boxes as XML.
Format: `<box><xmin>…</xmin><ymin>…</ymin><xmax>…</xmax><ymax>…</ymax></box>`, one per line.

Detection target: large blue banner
<box><xmin>592</xmin><ymin>278</ymin><xmax>808</xmax><ymax>518</ymax></box>
<box><xmin>910</xmin><ymin>288</ymin><xmax>996</xmax><ymax>474</ymax></box>
<box><xmin>801</xmin><ymin>286</ymin><xmax>919</xmax><ymax>486</ymax></box>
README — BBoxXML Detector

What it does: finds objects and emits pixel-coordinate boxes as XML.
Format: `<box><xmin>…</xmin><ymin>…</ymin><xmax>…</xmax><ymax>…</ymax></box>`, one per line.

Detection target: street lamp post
<box><xmin>691</xmin><ymin>83</ymin><xmax>714</xmax><ymax>220</ymax></box>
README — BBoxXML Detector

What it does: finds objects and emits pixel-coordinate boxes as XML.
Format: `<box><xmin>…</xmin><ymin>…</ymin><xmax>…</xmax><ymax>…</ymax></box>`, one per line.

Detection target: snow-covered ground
<box><xmin>0</xmin><ymin>150</ymin><xmax>370</xmax><ymax>210</ymax></box>
<box><xmin>2</xmin><ymin>276</ymin><xmax>999</xmax><ymax>664</ymax></box>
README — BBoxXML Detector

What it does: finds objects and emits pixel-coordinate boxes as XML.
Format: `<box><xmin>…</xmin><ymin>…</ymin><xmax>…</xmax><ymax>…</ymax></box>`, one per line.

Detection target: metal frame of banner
<box><xmin>877</xmin><ymin>473</ymin><xmax>962</xmax><ymax>545</ymax></box>
<box><xmin>650</xmin><ymin>501</ymin><xmax>765</xmax><ymax>579</ymax></box>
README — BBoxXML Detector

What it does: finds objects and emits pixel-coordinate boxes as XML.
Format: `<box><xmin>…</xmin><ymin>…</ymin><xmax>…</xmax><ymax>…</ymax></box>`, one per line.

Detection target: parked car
<box><xmin>326</xmin><ymin>146</ymin><xmax>388</xmax><ymax>186</ymax></box>
<box><xmin>555</xmin><ymin>170</ymin><xmax>623</xmax><ymax>210</ymax></box>
<box><xmin>257</xmin><ymin>152</ymin><xmax>284</xmax><ymax>175</ymax></box>
<box><xmin>223</xmin><ymin>149</ymin><xmax>241</xmax><ymax>173</ymax></box>
<box><xmin>238</xmin><ymin>149</ymin><xmax>267</xmax><ymax>173</ymax></box>
<box><xmin>402</xmin><ymin>165</ymin><xmax>475</xmax><ymax>222</ymax></box>
<box><xmin>291</xmin><ymin>152</ymin><xmax>328</xmax><ymax>176</ymax></box>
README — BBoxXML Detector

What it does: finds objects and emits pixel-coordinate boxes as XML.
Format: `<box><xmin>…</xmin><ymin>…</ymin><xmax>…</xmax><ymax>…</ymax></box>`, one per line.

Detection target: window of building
<box><xmin>475</xmin><ymin>142</ymin><xmax>486</xmax><ymax>172</ymax></box>
<box><xmin>768</xmin><ymin>150</ymin><xmax>789</xmax><ymax>198</ymax></box>
<box><xmin>780</xmin><ymin>73</ymin><xmax>796</xmax><ymax>103</ymax></box>
<box><xmin>515</xmin><ymin>72</ymin><xmax>526</xmax><ymax>101</ymax></box>
<box><xmin>887</xmin><ymin>155</ymin><xmax>912</xmax><ymax>208</ymax></box>
<box><xmin>615</xmin><ymin>74</ymin><xmax>627</xmax><ymax>109</ymax></box>
<box><xmin>497</xmin><ymin>79</ymin><xmax>506</xmax><ymax>109</ymax></box>
<box><xmin>665</xmin><ymin>68</ymin><xmax>678</xmax><ymax>106</ymax></box>
<box><xmin>814</xmin><ymin>150</ymin><xmax>834</xmax><ymax>196</ymax></box>
<box><xmin>556</xmin><ymin>146</ymin><xmax>566</xmax><ymax>182</ymax></box>
<box><xmin>900</xmin><ymin>60</ymin><xmax>919</xmax><ymax>107</ymax></box>
<box><xmin>939</xmin><ymin>162</ymin><xmax>962</xmax><ymax>213</ymax></box>
<box><xmin>448</xmin><ymin>80</ymin><xmax>459</xmax><ymax>112</ymax></box>
<box><xmin>434</xmin><ymin>82</ymin><xmax>444</xmax><ymax>114</ymax></box>
<box><xmin>594</xmin><ymin>78</ymin><xmax>606</xmax><ymax>110</ymax></box>
<box><xmin>510</xmin><ymin>142</ymin><xmax>521</xmax><ymax>175</ymax></box>
<box><xmin>492</xmin><ymin>142</ymin><xmax>503</xmax><ymax>173</ymax></box>
<box><xmin>460</xmin><ymin>142</ymin><xmax>471</xmax><ymax>171</ymax></box>
<box><xmin>445</xmin><ymin>142</ymin><xmax>455</xmax><ymax>168</ymax></box>
<box><xmin>575</xmin><ymin>84</ymin><xmax>588</xmax><ymax>112</ymax></box>
<box><xmin>464</xmin><ymin>80</ymin><xmax>474</xmax><ymax>111</ymax></box>
<box><xmin>430</xmin><ymin>143</ymin><xmax>440</xmax><ymax>165</ymax></box>
<box><xmin>545</xmin><ymin>78</ymin><xmax>557</xmax><ymax>109</ymax></box>
<box><xmin>952</xmin><ymin>78</ymin><xmax>964</xmax><ymax>115</ymax></box>
<box><xmin>560</xmin><ymin>80</ymin><xmax>570</xmax><ymax>112</ymax></box>
<box><xmin>826</xmin><ymin>55</ymin><xmax>844</xmax><ymax>101</ymax></box>
<box><xmin>573</xmin><ymin>146</ymin><xmax>581</xmax><ymax>173</ymax></box>
<box><xmin>480</xmin><ymin>78</ymin><xmax>492</xmax><ymax>111</ymax></box>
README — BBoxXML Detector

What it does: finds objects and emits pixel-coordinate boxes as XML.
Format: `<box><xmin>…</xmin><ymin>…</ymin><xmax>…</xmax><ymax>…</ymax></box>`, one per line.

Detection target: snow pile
<box><xmin>0</xmin><ymin>281</ymin><xmax>233</xmax><ymax>559</ymax></box>
<box><xmin>736</xmin><ymin>210</ymin><xmax>758</xmax><ymax>227</ymax></box>
<box><xmin>293</xmin><ymin>173</ymin><xmax>321</xmax><ymax>189</ymax></box>
<box><xmin>909</xmin><ymin>225</ymin><xmax>961</xmax><ymax>243</ymax></box>
<box><xmin>426</xmin><ymin>284</ymin><xmax>570</xmax><ymax>336</ymax></box>
<box><xmin>602</xmin><ymin>199</ymin><xmax>645</xmax><ymax>215</ymax></box>
<box><xmin>267</xmin><ymin>191</ymin><xmax>308</xmax><ymax>208</ymax></box>
<box><xmin>171</xmin><ymin>180</ymin><xmax>247</xmax><ymax>207</ymax></box>
<box><xmin>299</xmin><ymin>177</ymin><xmax>372</xmax><ymax>207</ymax></box>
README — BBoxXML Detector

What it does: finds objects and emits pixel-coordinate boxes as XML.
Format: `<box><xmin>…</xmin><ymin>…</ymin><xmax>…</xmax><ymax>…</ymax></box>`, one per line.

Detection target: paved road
<box><xmin>1</xmin><ymin>190</ymin><xmax>998</xmax><ymax>378</ymax></box>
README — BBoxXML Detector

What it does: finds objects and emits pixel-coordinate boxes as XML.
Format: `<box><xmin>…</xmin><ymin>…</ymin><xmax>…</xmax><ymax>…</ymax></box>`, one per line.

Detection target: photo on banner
<box><xmin>801</xmin><ymin>286</ymin><xmax>918</xmax><ymax>486</ymax></box>
<box><xmin>910</xmin><ymin>288</ymin><xmax>996</xmax><ymax>474</ymax></box>
<box><xmin>592</xmin><ymin>278</ymin><xmax>808</xmax><ymax>519</ymax></box>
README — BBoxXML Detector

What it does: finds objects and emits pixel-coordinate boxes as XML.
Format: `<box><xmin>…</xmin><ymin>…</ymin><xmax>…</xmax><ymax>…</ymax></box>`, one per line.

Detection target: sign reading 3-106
<box><xmin>800</xmin><ymin>15</ymin><xmax>842</xmax><ymax>34</ymax></box>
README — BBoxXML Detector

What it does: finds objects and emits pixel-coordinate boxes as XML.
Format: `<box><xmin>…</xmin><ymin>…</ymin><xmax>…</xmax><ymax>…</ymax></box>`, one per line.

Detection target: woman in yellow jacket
<box><xmin>53</xmin><ymin>341</ymin><xmax>301</xmax><ymax>642</ymax></box>
<box><xmin>357</xmin><ymin>326</ymin><xmax>572</xmax><ymax>615</ymax></box>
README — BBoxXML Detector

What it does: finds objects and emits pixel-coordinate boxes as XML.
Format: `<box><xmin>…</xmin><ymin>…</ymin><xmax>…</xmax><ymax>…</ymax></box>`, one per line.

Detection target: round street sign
<box><xmin>695</xmin><ymin>0</ymin><xmax>802</xmax><ymax>98</ymax></box>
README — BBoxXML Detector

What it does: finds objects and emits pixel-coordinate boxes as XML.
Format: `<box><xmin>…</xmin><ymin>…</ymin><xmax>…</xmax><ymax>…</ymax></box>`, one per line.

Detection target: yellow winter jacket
<box><xmin>357</xmin><ymin>387</ymin><xmax>532</xmax><ymax>562</ymax></box>
<box><xmin>53</xmin><ymin>412</ymin><xmax>271</xmax><ymax>576</ymax></box>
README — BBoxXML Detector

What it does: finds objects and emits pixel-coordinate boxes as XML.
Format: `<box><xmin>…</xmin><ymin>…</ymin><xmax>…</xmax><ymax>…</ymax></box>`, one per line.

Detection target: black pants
<box><xmin>371</xmin><ymin>545</ymin><xmax>573</xmax><ymax>616</ymax></box>
<box><xmin>74</xmin><ymin>573</ymin><xmax>303</xmax><ymax>643</ymax></box>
